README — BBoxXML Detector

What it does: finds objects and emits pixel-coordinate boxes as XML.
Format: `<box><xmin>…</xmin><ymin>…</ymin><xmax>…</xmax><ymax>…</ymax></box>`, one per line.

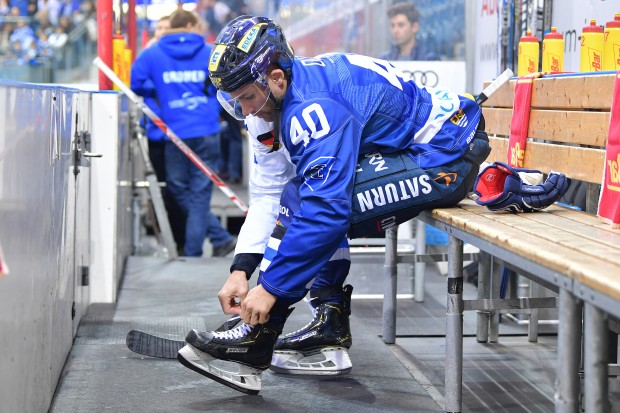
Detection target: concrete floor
<box><xmin>49</xmin><ymin>243</ymin><xmax>616</xmax><ymax>413</ymax></box>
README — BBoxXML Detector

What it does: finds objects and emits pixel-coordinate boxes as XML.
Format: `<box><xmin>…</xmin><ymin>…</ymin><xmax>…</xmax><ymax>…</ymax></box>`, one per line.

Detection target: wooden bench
<box><xmin>383</xmin><ymin>72</ymin><xmax>620</xmax><ymax>412</ymax></box>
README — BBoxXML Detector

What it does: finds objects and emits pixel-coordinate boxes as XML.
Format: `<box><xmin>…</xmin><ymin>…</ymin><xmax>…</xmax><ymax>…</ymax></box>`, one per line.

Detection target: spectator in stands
<box><xmin>10</xmin><ymin>18</ymin><xmax>34</xmax><ymax>46</ymax></box>
<box><xmin>57</xmin><ymin>14</ymin><xmax>72</xmax><ymax>33</ymax></box>
<box><xmin>9</xmin><ymin>0</ymin><xmax>31</xmax><ymax>16</ymax></box>
<box><xmin>47</xmin><ymin>24</ymin><xmax>66</xmax><ymax>48</ymax></box>
<box><xmin>32</xmin><ymin>9</ymin><xmax>54</xmax><ymax>36</ymax></box>
<box><xmin>378</xmin><ymin>2</ymin><xmax>437</xmax><ymax>61</ymax></box>
<box><xmin>0</xmin><ymin>0</ymin><xmax>10</xmax><ymax>15</ymax></box>
<box><xmin>35</xmin><ymin>29</ymin><xmax>53</xmax><ymax>57</ymax></box>
<box><xmin>0</xmin><ymin>23</ymin><xmax>14</xmax><ymax>56</ymax></box>
<box><xmin>40</xmin><ymin>0</ymin><xmax>61</xmax><ymax>26</ymax></box>
<box><xmin>23</xmin><ymin>37</ymin><xmax>38</xmax><ymax>63</ymax></box>
<box><xmin>10</xmin><ymin>38</ymin><xmax>26</xmax><ymax>63</ymax></box>
<box><xmin>57</xmin><ymin>0</ymin><xmax>78</xmax><ymax>20</ymax></box>
<box><xmin>130</xmin><ymin>9</ymin><xmax>236</xmax><ymax>257</ymax></box>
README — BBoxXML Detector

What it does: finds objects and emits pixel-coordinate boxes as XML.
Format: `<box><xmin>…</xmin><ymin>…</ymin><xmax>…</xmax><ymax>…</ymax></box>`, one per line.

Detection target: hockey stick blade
<box><xmin>126</xmin><ymin>315</ymin><xmax>241</xmax><ymax>359</ymax></box>
<box><xmin>126</xmin><ymin>330</ymin><xmax>185</xmax><ymax>359</ymax></box>
<box><xmin>476</xmin><ymin>68</ymin><xmax>514</xmax><ymax>105</ymax></box>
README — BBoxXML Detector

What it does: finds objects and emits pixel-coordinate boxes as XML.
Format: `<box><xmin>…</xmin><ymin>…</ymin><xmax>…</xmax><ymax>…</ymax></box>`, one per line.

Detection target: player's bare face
<box><xmin>230</xmin><ymin>83</ymin><xmax>274</xmax><ymax>121</ymax></box>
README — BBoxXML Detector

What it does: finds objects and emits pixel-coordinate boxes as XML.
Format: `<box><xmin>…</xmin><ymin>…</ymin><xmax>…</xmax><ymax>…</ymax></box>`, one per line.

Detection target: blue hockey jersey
<box><xmin>260</xmin><ymin>53</ymin><xmax>481</xmax><ymax>298</ymax></box>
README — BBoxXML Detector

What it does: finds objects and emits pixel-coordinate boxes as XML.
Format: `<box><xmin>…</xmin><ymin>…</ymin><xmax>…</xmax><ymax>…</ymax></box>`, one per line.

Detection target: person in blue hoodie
<box><xmin>140</xmin><ymin>15</ymin><xmax>187</xmax><ymax>255</ymax></box>
<box><xmin>130</xmin><ymin>9</ymin><xmax>235</xmax><ymax>258</ymax></box>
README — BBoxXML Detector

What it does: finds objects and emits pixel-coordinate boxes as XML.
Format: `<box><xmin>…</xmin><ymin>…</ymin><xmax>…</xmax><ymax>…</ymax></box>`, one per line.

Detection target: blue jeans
<box><xmin>217</xmin><ymin>113</ymin><xmax>243</xmax><ymax>181</ymax></box>
<box><xmin>164</xmin><ymin>135</ymin><xmax>233</xmax><ymax>257</ymax></box>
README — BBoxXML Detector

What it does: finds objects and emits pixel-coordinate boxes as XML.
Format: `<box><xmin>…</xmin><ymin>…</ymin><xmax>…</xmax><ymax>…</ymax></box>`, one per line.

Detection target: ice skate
<box><xmin>178</xmin><ymin>314</ymin><xmax>288</xmax><ymax>395</ymax></box>
<box><xmin>270</xmin><ymin>285</ymin><xmax>353</xmax><ymax>376</ymax></box>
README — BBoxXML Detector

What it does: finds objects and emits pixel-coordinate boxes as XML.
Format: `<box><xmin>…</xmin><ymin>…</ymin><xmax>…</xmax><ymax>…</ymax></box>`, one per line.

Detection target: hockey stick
<box><xmin>126</xmin><ymin>315</ymin><xmax>241</xmax><ymax>359</ymax></box>
<box><xmin>476</xmin><ymin>68</ymin><xmax>514</xmax><ymax>105</ymax></box>
<box><xmin>93</xmin><ymin>57</ymin><xmax>248</xmax><ymax>214</ymax></box>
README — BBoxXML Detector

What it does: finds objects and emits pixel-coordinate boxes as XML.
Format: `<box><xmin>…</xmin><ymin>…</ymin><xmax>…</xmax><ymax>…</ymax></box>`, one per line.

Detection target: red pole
<box><xmin>97</xmin><ymin>0</ymin><xmax>113</xmax><ymax>90</ymax></box>
<box><xmin>127</xmin><ymin>0</ymin><xmax>137</xmax><ymax>63</ymax></box>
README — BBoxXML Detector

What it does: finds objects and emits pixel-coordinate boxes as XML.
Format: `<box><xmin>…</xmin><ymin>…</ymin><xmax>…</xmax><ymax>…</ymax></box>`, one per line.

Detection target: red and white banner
<box><xmin>598</xmin><ymin>72</ymin><xmax>620</xmax><ymax>228</ymax></box>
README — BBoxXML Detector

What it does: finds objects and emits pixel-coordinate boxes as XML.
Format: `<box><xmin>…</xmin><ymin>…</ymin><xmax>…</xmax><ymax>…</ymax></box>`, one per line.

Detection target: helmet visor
<box><xmin>216</xmin><ymin>82</ymin><xmax>271</xmax><ymax>121</ymax></box>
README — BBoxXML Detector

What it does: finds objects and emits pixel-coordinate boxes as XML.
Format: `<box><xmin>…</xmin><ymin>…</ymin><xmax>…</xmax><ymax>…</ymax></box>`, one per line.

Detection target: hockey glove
<box><xmin>473</xmin><ymin>162</ymin><xmax>570</xmax><ymax>213</ymax></box>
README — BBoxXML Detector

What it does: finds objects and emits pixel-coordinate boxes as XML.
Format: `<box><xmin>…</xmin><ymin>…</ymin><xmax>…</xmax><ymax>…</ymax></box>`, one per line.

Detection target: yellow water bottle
<box><xmin>542</xmin><ymin>27</ymin><xmax>564</xmax><ymax>73</ymax></box>
<box><xmin>603</xmin><ymin>13</ymin><xmax>620</xmax><ymax>71</ymax></box>
<box><xmin>518</xmin><ymin>29</ymin><xmax>539</xmax><ymax>76</ymax></box>
<box><xmin>581</xmin><ymin>20</ymin><xmax>604</xmax><ymax>72</ymax></box>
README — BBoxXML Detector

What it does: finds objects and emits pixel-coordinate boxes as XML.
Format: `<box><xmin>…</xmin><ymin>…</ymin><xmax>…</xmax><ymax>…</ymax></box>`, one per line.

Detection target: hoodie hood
<box><xmin>158</xmin><ymin>32</ymin><xmax>205</xmax><ymax>59</ymax></box>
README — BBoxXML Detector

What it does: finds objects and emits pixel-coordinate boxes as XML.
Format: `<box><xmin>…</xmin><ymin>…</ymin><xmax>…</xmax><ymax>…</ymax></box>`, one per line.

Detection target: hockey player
<box><xmin>177</xmin><ymin>15</ymin><xmax>491</xmax><ymax>394</ymax></box>
<box><xmin>178</xmin><ymin>113</ymin><xmax>356</xmax><ymax>393</ymax></box>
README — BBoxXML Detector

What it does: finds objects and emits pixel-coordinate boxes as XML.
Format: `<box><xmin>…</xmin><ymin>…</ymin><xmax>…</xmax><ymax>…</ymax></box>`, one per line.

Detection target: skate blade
<box><xmin>177</xmin><ymin>344</ymin><xmax>262</xmax><ymax>395</ymax></box>
<box><xmin>269</xmin><ymin>346</ymin><xmax>352</xmax><ymax>376</ymax></box>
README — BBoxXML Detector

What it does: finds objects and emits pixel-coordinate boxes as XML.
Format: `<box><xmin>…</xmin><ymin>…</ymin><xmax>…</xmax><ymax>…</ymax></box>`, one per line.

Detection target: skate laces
<box><xmin>214</xmin><ymin>323</ymin><xmax>254</xmax><ymax>340</ymax></box>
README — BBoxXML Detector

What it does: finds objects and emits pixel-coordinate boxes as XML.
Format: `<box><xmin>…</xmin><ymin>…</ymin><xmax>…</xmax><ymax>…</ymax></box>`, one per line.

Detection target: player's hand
<box><xmin>240</xmin><ymin>284</ymin><xmax>276</xmax><ymax>325</ymax></box>
<box><xmin>217</xmin><ymin>271</ymin><xmax>249</xmax><ymax>315</ymax></box>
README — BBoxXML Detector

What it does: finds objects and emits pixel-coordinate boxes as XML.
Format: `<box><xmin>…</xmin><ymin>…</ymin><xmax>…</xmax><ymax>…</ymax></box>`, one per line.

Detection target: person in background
<box><xmin>378</xmin><ymin>2</ymin><xmax>437</xmax><ymax>61</ymax></box>
<box><xmin>138</xmin><ymin>15</ymin><xmax>187</xmax><ymax>255</ymax></box>
<box><xmin>217</xmin><ymin>110</ymin><xmax>243</xmax><ymax>184</ymax></box>
<box><xmin>130</xmin><ymin>9</ymin><xmax>235</xmax><ymax>258</ymax></box>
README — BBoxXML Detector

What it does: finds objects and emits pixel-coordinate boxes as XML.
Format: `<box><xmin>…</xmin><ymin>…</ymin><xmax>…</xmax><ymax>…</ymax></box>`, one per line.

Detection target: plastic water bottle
<box><xmin>603</xmin><ymin>13</ymin><xmax>620</xmax><ymax>71</ymax></box>
<box><xmin>581</xmin><ymin>20</ymin><xmax>604</xmax><ymax>72</ymax></box>
<box><xmin>542</xmin><ymin>27</ymin><xmax>564</xmax><ymax>73</ymax></box>
<box><xmin>518</xmin><ymin>29</ymin><xmax>539</xmax><ymax>76</ymax></box>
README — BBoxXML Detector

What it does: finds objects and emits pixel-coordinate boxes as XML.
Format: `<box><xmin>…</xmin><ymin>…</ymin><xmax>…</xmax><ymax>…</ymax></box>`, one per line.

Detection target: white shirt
<box><xmin>234</xmin><ymin>116</ymin><xmax>295</xmax><ymax>255</ymax></box>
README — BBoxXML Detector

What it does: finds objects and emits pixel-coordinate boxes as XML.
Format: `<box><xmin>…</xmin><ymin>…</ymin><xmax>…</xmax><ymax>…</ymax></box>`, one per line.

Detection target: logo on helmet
<box><xmin>209</xmin><ymin>44</ymin><xmax>227</xmax><ymax>72</ymax></box>
<box><xmin>238</xmin><ymin>23</ymin><xmax>265</xmax><ymax>53</ymax></box>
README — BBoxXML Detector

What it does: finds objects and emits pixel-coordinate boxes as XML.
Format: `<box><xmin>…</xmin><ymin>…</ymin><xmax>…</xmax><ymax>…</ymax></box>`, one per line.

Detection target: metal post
<box><xmin>445</xmin><ymin>235</ymin><xmax>464</xmax><ymax>412</ymax></box>
<box><xmin>135</xmin><ymin>128</ymin><xmax>177</xmax><ymax>259</ymax></box>
<box><xmin>131</xmin><ymin>194</ymin><xmax>141</xmax><ymax>253</ymax></box>
<box><xmin>489</xmin><ymin>258</ymin><xmax>500</xmax><ymax>343</ymax></box>
<box><xmin>584</xmin><ymin>303</ymin><xmax>610</xmax><ymax>413</ymax></box>
<box><xmin>414</xmin><ymin>219</ymin><xmax>426</xmax><ymax>302</ymax></box>
<box><xmin>97</xmin><ymin>0</ymin><xmax>113</xmax><ymax>90</ymax></box>
<box><xmin>382</xmin><ymin>227</ymin><xmax>398</xmax><ymax>344</ymax></box>
<box><xmin>554</xmin><ymin>288</ymin><xmax>582</xmax><ymax>413</ymax></box>
<box><xmin>528</xmin><ymin>280</ymin><xmax>540</xmax><ymax>342</ymax></box>
<box><xmin>127</xmin><ymin>0</ymin><xmax>137</xmax><ymax>63</ymax></box>
<box><xmin>476</xmin><ymin>251</ymin><xmax>491</xmax><ymax>343</ymax></box>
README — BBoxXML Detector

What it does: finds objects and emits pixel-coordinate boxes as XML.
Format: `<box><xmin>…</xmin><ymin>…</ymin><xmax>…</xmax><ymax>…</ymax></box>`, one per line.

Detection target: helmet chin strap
<box><xmin>268</xmin><ymin>91</ymin><xmax>282</xmax><ymax>153</ymax></box>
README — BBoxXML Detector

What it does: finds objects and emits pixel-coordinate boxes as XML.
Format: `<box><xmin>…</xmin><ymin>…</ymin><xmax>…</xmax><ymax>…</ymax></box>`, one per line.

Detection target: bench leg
<box><xmin>489</xmin><ymin>259</ymin><xmax>501</xmax><ymax>343</ymax></box>
<box><xmin>382</xmin><ymin>227</ymin><xmax>398</xmax><ymax>344</ymax></box>
<box><xmin>528</xmin><ymin>280</ymin><xmax>540</xmax><ymax>342</ymax></box>
<box><xmin>414</xmin><ymin>219</ymin><xmax>426</xmax><ymax>302</ymax></box>
<box><xmin>555</xmin><ymin>288</ymin><xmax>582</xmax><ymax>413</ymax></box>
<box><xmin>476</xmin><ymin>251</ymin><xmax>491</xmax><ymax>343</ymax></box>
<box><xmin>445</xmin><ymin>235</ymin><xmax>464</xmax><ymax>412</ymax></box>
<box><xmin>584</xmin><ymin>303</ymin><xmax>610</xmax><ymax>413</ymax></box>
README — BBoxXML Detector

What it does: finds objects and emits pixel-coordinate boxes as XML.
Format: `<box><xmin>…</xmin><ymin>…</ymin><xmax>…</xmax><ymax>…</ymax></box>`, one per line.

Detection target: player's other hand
<box><xmin>217</xmin><ymin>271</ymin><xmax>249</xmax><ymax>315</ymax></box>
